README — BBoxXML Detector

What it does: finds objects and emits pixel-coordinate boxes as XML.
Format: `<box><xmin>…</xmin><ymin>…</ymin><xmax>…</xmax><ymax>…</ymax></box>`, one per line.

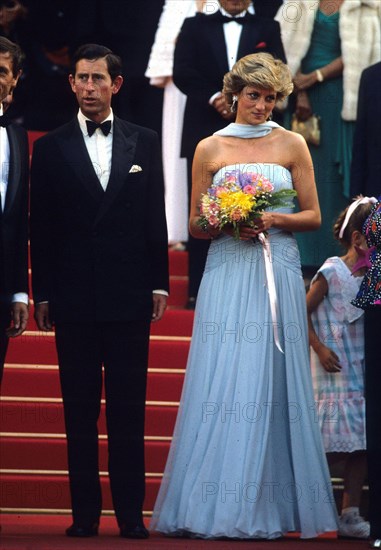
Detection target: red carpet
<box><xmin>0</xmin><ymin>515</ymin><xmax>357</xmax><ymax>550</ymax></box>
<box><xmin>0</xmin><ymin>195</ymin><xmax>365</xmax><ymax>543</ymax></box>
<box><xmin>1</xmin><ymin>248</ymin><xmax>190</xmax><ymax>516</ymax></box>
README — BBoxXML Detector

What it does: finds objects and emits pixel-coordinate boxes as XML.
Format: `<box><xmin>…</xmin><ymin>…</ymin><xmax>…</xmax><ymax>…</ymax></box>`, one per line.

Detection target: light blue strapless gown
<box><xmin>151</xmin><ymin>160</ymin><xmax>338</xmax><ymax>539</ymax></box>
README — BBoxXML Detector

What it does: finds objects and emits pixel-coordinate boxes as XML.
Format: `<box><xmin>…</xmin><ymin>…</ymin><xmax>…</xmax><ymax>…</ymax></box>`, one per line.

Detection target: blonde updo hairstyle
<box><xmin>223</xmin><ymin>53</ymin><xmax>293</xmax><ymax>113</ymax></box>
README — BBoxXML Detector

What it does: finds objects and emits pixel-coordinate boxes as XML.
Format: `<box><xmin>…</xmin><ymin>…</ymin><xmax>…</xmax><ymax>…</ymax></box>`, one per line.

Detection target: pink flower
<box><xmin>243</xmin><ymin>184</ymin><xmax>256</xmax><ymax>195</ymax></box>
<box><xmin>262</xmin><ymin>181</ymin><xmax>274</xmax><ymax>192</ymax></box>
<box><xmin>208</xmin><ymin>215</ymin><xmax>220</xmax><ymax>227</ymax></box>
<box><xmin>255</xmin><ymin>177</ymin><xmax>274</xmax><ymax>193</ymax></box>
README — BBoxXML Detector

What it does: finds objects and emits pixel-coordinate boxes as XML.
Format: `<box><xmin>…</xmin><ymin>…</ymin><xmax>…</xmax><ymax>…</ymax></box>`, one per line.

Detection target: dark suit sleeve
<box><xmin>350</xmin><ymin>69</ymin><xmax>368</xmax><ymax>196</ymax></box>
<box><xmin>30</xmin><ymin>137</ymin><xmax>56</xmax><ymax>304</ymax></box>
<box><xmin>266</xmin><ymin>19</ymin><xmax>286</xmax><ymax>63</ymax></box>
<box><xmin>173</xmin><ymin>16</ymin><xmax>223</xmax><ymax>104</ymax></box>
<box><xmin>146</xmin><ymin>131</ymin><xmax>169</xmax><ymax>293</ymax></box>
<box><xmin>12</xmin><ymin>128</ymin><xmax>29</xmax><ymax>298</ymax></box>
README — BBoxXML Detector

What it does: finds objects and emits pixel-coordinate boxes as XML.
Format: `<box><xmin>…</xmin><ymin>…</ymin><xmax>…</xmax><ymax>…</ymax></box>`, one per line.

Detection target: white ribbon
<box><xmin>258</xmin><ymin>233</ymin><xmax>284</xmax><ymax>354</ymax></box>
<box><xmin>339</xmin><ymin>196</ymin><xmax>377</xmax><ymax>239</ymax></box>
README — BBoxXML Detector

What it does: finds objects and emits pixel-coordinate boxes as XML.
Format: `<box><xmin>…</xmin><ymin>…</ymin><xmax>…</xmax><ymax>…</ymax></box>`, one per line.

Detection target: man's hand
<box><xmin>152</xmin><ymin>293</ymin><xmax>167</xmax><ymax>322</ymax></box>
<box><xmin>212</xmin><ymin>94</ymin><xmax>235</xmax><ymax>120</ymax></box>
<box><xmin>34</xmin><ymin>303</ymin><xmax>53</xmax><ymax>331</ymax></box>
<box><xmin>6</xmin><ymin>302</ymin><xmax>29</xmax><ymax>337</ymax></box>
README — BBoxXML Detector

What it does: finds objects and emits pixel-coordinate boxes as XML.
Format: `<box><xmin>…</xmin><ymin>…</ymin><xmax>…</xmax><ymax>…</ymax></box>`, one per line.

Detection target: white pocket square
<box><xmin>129</xmin><ymin>164</ymin><xmax>143</xmax><ymax>173</ymax></box>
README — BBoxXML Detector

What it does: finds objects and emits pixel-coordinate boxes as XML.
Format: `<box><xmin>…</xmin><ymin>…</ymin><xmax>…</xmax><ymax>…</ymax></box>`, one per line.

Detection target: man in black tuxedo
<box><xmin>174</xmin><ymin>0</ymin><xmax>286</xmax><ymax>307</ymax></box>
<box><xmin>30</xmin><ymin>44</ymin><xmax>169</xmax><ymax>539</ymax></box>
<box><xmin>0</xmin><ymin>37</ymin><xmax>29</xmax><ymax>383</ymax></box>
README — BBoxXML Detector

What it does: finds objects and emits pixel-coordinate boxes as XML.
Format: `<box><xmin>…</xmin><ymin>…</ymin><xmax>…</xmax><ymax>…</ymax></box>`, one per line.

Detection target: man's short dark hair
<box><xmin>71</xmin><ymin>44</ymin><xmax>123</xmax><ymax>81</ymax></box>
<box><xmin>0</xmin><ymin>36</ymin><xmax>24</xmax><ymax>76</ymax></box>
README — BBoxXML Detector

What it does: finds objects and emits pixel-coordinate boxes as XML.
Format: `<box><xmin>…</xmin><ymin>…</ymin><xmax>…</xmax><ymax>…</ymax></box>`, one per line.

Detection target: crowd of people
<box><xmin>0</xmin><ymin>0</ymin><xmax>380</xmax><ymax>545</ymax></box>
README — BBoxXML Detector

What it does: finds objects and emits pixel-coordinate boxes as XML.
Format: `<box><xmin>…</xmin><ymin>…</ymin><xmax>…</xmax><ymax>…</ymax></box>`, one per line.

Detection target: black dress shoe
<box><xmin>66</xmin><ymin>523</ymin><xmax>99</xmax><ymax>537</ymax></box>
<box><xmin>120</xmin><ymin>522</ymin><xmax>149</xmax><ymax>539</ymax></box>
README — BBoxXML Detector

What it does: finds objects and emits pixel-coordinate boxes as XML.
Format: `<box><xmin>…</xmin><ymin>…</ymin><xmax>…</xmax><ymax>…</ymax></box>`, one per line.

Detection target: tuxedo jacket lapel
<box><xmin>56</xmin><ymin>118</ymin><xmax>139</xmax><ymax>225</ymax></box>
<box><xmin>57</xmin><ymin>119</ymin><xmax>105</xmax><ymax>203</ymax></box>
<box><xmin>3</xmin><ymin>126</ymin><xmax>22</xmax><ymax>216</ymax></box>
<box><xmin>237</xmin><ymin>15</ymin><xmax>261</xmax><ymax>60</ymax></box>
<box><xmin>93</xmin><ymin>118</ymin><xmax>138</xmax><ymax>226</ymax></box>
<box><xmin>206</xmin><ymin>13</ymin><xmax>230</xmax><ymax>76</ymax></box>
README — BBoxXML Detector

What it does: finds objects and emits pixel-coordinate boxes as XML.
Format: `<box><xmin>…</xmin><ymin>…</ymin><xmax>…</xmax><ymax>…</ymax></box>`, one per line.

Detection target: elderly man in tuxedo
<box><xmin>0</xmin><ymin>37</ymin><xmax>29</xmax><ymax>383</ymax></box>
<box><xmin>174</xmin><ymin>0</ymin><xmax>285</xmax><ymax>307</ymax></box>
<box><xmin>30</xmin><ymin>44</ymin><xmax>169</xmax><ymax>539</ymax></box>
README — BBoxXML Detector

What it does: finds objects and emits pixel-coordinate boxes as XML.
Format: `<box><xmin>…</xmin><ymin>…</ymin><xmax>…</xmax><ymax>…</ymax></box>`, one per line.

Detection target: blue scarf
<box><xmin>213</xmin><ymin>122</ymin><xmax>281</xmax><ymax>138</ymax></box>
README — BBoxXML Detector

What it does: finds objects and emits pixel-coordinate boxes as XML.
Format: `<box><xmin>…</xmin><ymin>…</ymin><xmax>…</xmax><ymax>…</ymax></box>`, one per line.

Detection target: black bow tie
<box><xmin>0</xmin><ymin>115</ymin><xmax>10</xmax><ymax>127</ymax></box>
<box><xmin>218</xmin><ymin>11</ymin><xmax>249</xmax><ymax>24</ymax></box>
<box><xmin>86</xmin><ymin>119</ymin><xmax>111</xmax><ymax>137</ymax></box>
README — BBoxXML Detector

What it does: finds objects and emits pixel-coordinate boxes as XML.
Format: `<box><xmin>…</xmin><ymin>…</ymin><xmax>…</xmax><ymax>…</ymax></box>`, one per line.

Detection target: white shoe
<box><xmin>338</xmin><ymin>511</ymin><xmax>370</xmax><ymax>539</ymax></box>
<box><xmin>370</xmin><ymin>539</ymin><xmax>381</xmax><ymax>548</ymax></box>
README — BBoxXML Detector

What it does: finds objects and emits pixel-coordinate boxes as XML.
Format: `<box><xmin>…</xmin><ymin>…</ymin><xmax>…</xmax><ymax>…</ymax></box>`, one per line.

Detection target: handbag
<box><xmin>291</xmin><ymin>113</ymin><xmax>321</xmax><ymax>146</ymax></box>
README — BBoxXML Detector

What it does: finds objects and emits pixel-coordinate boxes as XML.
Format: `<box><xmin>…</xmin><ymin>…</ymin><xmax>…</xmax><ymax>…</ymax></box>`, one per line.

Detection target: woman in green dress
<box><xmin>276</xmin><ymin>0</ymin><xmax>381</xmax><ymax>268</ymax></box>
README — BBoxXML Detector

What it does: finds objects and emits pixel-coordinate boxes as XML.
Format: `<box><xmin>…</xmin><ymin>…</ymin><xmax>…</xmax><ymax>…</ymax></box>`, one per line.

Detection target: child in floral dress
<box><xmin>306</xmin><ymin>196</ymin><xmax>377</xmax><ymax>539</ymax></box>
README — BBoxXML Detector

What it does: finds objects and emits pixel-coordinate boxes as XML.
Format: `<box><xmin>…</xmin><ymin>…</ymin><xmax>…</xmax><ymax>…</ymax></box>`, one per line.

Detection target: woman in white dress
<box><xmin>146</xmin><ymin>1</ymin><xmax>211</xmax><ymax>244</ymax></box>
<box><xmin>150</xmin><ymin>53</ymin><xmax>338</xmax><ymax>539</ymax></box>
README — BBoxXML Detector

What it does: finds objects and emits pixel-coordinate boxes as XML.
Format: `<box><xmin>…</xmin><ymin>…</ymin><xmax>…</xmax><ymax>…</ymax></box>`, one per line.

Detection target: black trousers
<box><xmin>364</xmin><ymin>307</ymin><xmax>381</xmax><ymax>538</ymax></box>
<box><xmin>55</xmin><ymin>320</ymin><xmax>151</xmax><ymax>526</ymax></box>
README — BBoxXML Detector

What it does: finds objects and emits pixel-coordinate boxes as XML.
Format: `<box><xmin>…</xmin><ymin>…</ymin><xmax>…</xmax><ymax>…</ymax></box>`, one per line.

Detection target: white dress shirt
<box><xmin>221</xmin><ymin>6</ymin><xmax>248</xmax><ymax>70</ymax></box>
<box><xmin>0</xmin><ymin>106</ymin><xmax>28</xmax><ymax>305</ymax></box>
<box><xmin>209</xmin><ymin>4</ymin><xmax>255</xmax><ymax>104</ymax></box>
<box><xmin>0</xmin><ymin>106</ymin><xmax>10</xmax><ymax>213</ymax></box>
<box><xmin>78</xmin><ymin>109</ymin><xmax>113</xmax><ymax>191</ymax></box>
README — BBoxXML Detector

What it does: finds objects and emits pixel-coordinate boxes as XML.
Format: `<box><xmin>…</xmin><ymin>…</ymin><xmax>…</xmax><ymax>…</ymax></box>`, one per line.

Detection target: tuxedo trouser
<box><xmin>55</xmin><ymin>320</ymin><xmax>150</xmax><ymax>526</ymax></box>
<box><xmin>364</xmin><ymin>307</ymin><xmax>381</xmax><ymax>538</ymax></box>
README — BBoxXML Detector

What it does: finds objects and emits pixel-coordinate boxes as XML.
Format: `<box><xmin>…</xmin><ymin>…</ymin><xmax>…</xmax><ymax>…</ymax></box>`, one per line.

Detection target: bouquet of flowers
<box><xmin>198</xmin><ymin>169</ymin><xmax>297</xmax><ymax>239</ymax></box>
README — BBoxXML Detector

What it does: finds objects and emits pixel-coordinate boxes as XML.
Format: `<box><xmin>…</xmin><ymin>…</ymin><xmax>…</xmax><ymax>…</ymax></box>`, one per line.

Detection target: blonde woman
<box><xmin>151</xmin><ymin>53</ymin><xmax>338</xmax><ymax>539</ymax></box>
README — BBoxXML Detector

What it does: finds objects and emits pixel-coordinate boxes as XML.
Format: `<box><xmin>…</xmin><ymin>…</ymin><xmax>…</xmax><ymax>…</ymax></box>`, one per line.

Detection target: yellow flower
<box><xmin>220</xmin><ymin>190</ymin><xmax>254</xmax><ymax>219</ymax></box>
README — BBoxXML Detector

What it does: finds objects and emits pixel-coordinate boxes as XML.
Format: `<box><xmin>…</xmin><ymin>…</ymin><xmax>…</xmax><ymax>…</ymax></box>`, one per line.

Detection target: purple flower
<box><xmin>238</xmin><ymin>172</ymin><xmax>253</xmax><ymax>188</ymax></box>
